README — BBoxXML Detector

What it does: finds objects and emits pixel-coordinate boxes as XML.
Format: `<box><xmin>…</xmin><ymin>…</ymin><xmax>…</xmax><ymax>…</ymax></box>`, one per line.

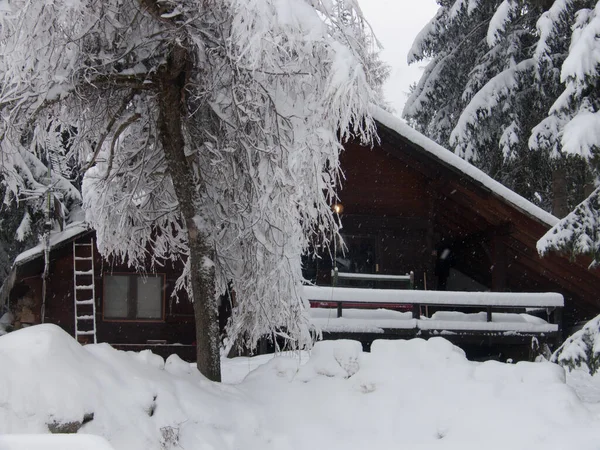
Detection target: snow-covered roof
<box><xmin>0</xmin><ymin>222</ymin><xmax>91</xmax><ymax>308</ymax></box>
<box><xmin>371</xmin><ymin>106</ymin><xmax>559</xmax><ymax>227</ymax></box>
<box><xmin>13</xmin><ymin>222</ymin><xmax>92</xmax><ymax>266</ymax></box>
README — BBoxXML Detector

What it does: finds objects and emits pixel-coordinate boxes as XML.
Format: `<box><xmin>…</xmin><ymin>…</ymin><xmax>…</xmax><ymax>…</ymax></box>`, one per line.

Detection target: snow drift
<box><xmin>0</xmin><ymin>325</ymin><xmax>277</xmax><ymax>449</ymax></box>
<box><xmin>1</xmin><ymin>324</ymin><xmax>600</xmax><ymax>450</ymax></box>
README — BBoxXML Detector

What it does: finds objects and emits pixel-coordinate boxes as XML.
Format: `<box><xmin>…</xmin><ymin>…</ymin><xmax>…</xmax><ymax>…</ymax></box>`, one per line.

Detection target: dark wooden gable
<box><xmin>335</xmin><ymin>122</ymin><xmax>600</xmax><ymax>328</ymax></box>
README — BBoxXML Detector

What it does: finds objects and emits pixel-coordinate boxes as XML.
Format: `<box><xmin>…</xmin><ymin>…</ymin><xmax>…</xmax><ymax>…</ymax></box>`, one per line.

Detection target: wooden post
<box><xmin>412</xmin><ymin>303</ymin><xmax>421</xmax><ymax>319</ymax></box>
<box><xmin>426</xmin><ymin>186</ymin><xmax>437</xmax><ymax>291</ymax></box>
<box><xmin>554</xmin><ymin>307</ymin><xmax>563</xmax><ymax>330</ymax></box>
<box><xmin>491</xmin><ymin>236</ymin><xmax>507</xmax><ymax>292</ymax></box>
<box><xmin>333</xmin><ymin>267</ymin><xmax>340</xmax><ymax>317</ymax></box>
<box><xmin>486</xmin><ymin>306</ymin><xmax>492</xmax><ymax>322</ymax></box>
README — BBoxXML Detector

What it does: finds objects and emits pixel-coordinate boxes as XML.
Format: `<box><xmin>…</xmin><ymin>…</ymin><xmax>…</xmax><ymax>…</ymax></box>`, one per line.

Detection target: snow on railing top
<box><xmin>303</xmin><ymin>286</ymin><xmax>564</xmax><ymax>308</ymax></box>
<box><xmin>370</xmin><ymin>106</ymin><xmax>559</xmax><ymax>228</ymax></box>
<box><xmin>336</xmin><ymin>272</ymin><xmax>412</xmax><ymax>281</ymax></box>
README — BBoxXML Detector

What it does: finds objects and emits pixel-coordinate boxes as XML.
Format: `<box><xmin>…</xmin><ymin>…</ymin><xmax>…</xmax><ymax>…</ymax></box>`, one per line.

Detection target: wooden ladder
<box><xmin>72</xmin><ymin>238</ymin><xmax>97</xmax><ymax>344</ymax></box>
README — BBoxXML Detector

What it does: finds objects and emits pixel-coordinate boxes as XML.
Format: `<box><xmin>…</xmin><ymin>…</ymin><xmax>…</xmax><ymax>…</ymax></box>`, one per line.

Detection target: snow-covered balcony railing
<box><xmin>332</xmin><ymin>269</ymin><xmax>415</xmax><ymax>289</ymax></box>
<box><xmin>303</xmin><ymin>286</ymin><xmax>563</xmax><ymax>335</ymax></box>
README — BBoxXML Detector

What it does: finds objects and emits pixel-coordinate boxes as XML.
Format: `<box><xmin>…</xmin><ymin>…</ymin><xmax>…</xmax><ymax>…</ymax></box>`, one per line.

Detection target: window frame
<box><xmin>102</xmin><ymin>272</ymin><xmax>166</xmax><ymax>322</ymax></box>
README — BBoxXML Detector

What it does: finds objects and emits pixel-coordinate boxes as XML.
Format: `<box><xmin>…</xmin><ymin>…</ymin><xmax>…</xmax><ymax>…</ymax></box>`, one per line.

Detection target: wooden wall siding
<box><xmin>46</xmin><ymin>245</ymin><xmax>77</xmax><ymax>336</ymax></box>
<box><xmin>11</xmin><ymin>274</ymin><xmax>43</xmax><ymax>325</ymax></box>
<box><xmin>94</xmin><ymin>235</ymin><xmax>195</xmax><ymax>345</ymax></box>
<box><xmin>340</xmin><ymin>142</ymin><xmax>429</xmax><ymax>218</ymax></box>
<box><xmin>14</xmin><ymin>232</ymin><xmax>196</xmax><ymax>346</ymax></box>
<box><xmin>339</xmin><ymin>143</ymin><xmax>432</xmax><ymax>287</ymax></box>
<box><xmin>436</xmin><ymin>170</ymin><xmax>600</xmax><ymax>318</ymax></box>
<box><xmin>96</xmin><ymin>321</ymin><xmax>195</xmax><ymax>345</ymax></box>
<box><xmin>379</xmin><ymin>229</ymin><xmax>428</xmax><ymax>275</ymax></box>
<box><xmin>338</xmin><ymin>214</ymin><xmax>430</xmax><ymax>287</ymax></box>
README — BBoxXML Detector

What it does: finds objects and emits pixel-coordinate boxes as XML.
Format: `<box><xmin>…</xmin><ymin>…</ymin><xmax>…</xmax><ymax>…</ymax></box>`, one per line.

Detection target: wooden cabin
<box><xmin>0</xmin><ymin>224</ymin><xmax>197</xmax><ymax>360</ymax></box>
<box><xmin>2</xmin><ymin>108</ymin><xmax>600</xmax><ymax>361</ymax></box>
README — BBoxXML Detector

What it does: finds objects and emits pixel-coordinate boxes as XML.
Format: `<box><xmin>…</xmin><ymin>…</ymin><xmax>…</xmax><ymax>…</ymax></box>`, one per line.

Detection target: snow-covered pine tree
<box><xmin>405</xmin><ymin>0</ymin><xmax>596</xmax><ymax>211</ymax></box>
<box><xmin>0</xmin><ymin>0</ymin><xmax>384</xmax><ymax>380</ymax></box>
<box><xmin>552</xmin><ymin>314</ymin><xmax>600</xmax><ymax>375</ymax></box>
<box><xmin>532</xmin><ymin>3</ymin><xmax>600</xmax><ymax>369</ymax></box>
<box><xmin>536</xmin><ymin>2</ymin><xmax>600</xmax><ymax>261</ymax></box>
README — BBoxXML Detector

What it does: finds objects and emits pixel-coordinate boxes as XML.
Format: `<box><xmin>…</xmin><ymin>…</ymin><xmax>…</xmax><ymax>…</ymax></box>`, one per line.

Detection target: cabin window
<box><xmin>103</xmin><ymin>274</ymin><xmax>164</xmax><ymax>320</ymax></box>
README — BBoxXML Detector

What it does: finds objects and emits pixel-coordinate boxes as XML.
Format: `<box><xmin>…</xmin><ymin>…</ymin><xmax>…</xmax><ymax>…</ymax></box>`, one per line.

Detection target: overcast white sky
<box><xmin>359</xmin><ymin>0</ymin><xmax>439</xmax><ymax>116</ymax></box>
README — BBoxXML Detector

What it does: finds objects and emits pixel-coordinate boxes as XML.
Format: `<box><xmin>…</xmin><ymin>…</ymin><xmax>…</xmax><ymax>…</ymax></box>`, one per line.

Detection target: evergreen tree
<box><xmin>405</xmin><ymin>0</ymin><xmax>597</xmax><ymax>211</ymax></box>
<box><xmin>552</xmin><ymin>314</ymin><xmax>600</xmax><ymax>375</ymax></box>
<box><xmin>535</xmin><ymin>2</ymin><xmax>600</xmax><ymax>263</ymax></box>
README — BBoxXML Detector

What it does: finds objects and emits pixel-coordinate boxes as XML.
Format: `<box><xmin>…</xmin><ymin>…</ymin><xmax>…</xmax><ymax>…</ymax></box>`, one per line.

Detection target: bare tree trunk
<box><xmin>157</xmin><ymin>42</ymin><xmax>221</xmax><ymax>381</ymax></box>
<box><xmin>552</xmin><ymin>167</ymin><xmax>569</xmax><ymax>219</ymax></box>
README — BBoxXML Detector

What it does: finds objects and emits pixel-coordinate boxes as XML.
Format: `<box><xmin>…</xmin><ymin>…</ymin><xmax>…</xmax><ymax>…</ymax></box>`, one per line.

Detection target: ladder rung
<box><xmin>74</xmin><ymin>243</ymin><xmax>93</xmax><ymax>247</ymax></box>
<box><xmin>75</xmin><ymin>300</ymin><xmax>94</xmax><ymax>305</ymax></box>
<box><xmin>75</xmin><ymin>257</ymin><xmax>93</xmax><ymax>261</ymax></box>
<box><xmin>76</xmin><ymin>285</ymin><xmax>94</xmax><ymax>290</ymax></box>
<box><xmin>77</xmin><ymin>315</ymin><xmax>95</xmax><ymax>320</ymax></box>
<box><xmin>76</xmin><ymin>330</ymin><xmax>95</xmax><ymax>336</ymax></box>
<box><xmin>75</xmin><ymin>270</ymin><xmax>94</xmax><ymax>275</ymax></box>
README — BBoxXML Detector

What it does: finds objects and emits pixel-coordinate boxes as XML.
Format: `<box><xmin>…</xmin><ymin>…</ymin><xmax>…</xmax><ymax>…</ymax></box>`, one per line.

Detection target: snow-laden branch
<box><xmin>538</xmin><ymin>187</ymin><xmax>600</xmax><ymax>266</ymax></box>
<box><xmin>450</xmin><ymin>59</ymin><xmax>534</xmax><ymax>160</ymax></box>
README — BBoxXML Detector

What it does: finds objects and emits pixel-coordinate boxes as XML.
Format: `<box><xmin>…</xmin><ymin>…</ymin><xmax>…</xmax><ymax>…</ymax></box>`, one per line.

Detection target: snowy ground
<box><xmin>567</xmin><ymin>369</ymin><xmax>600</xmax><ymax>418</ymax></box>
<box><xmin>2</xmin><ymin>324</ymin><xmax>600</xmax><ymax>450</ymax></box>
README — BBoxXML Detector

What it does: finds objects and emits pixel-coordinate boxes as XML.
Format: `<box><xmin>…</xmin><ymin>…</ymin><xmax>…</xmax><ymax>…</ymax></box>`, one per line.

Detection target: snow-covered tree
<box><xmin>537</xmin><ymin>2</ymin><xmax>600</xmax><ymax>262</ymax></box>
<box><xmin>552</xmin><ymin>314</ymin><xmax>600</xmax><ymax>375</ymax></box>
<box><xmin>405</xmin><ymin>0</ymin><xmax>598</xmax><ymax>211</ymax></box>
<box><xmin>0</xmin><ymin>0</ymin><xmax>382</xmax><ymax>380</ymax></box>
<box><xmin>530</xmin><ymin>1</ymin><xmax>600</xmax><ymax>161</ymax></box>
<box><xmin>538</xmin><ymin>187</ymin><xmax>600</xmax><ymax>264</ymax></box>
<box><xmin>0</xmin><ymin>134</ymin><xmax>82</xmax><ymax>283</ymax></box>
<box><xmin>532</xmin><ymin>3</ymin><xmax>600</xmax><ymax>372</ymax></box>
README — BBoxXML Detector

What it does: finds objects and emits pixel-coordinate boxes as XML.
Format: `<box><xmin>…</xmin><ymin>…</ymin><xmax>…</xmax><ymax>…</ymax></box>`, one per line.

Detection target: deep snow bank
<box><xmin>243</xmin><ymin>339</ymin><xmax>599</xmax><ymax>450</ymax></box>
<box><xmin>0</xmin><ymin>325</ymin><xmax>281</xmax><ymax>450</ymax></box>
<box><xmin>1</xmin><ymin>325</ymin><xmax>600</xmax><ymax>450</ymax></box>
